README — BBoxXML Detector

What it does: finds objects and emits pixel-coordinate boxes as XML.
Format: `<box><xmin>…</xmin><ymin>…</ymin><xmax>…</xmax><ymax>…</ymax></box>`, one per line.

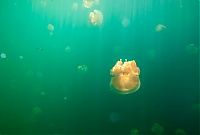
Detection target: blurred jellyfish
<box><xmin>0</xmin><ymin>53</ymin><xmax>6</xmax><ymax>59</ymax></box>
<box><xmin>72</xmin><ymin>2</ymin><xmax>78</xmax><ymax>11</ymax></box>
<box><xmin>121</xmin><ymin>17</ymin><xmax>130</xmax><ymax>28</ymax></box>
<box><xmin>89</xmin><ymin>10</ymin><xmax>103</xmax><ymax>26</ymax></box>
<box><xmin>64</xmin><ymin>46</ymin><xmax>71</xmax><ymax>53</ymax></box>
<box><xmin>30</xmin><ymin>106</ymin><xmax>43</xmax><ymax>122</ymax></box>
<box><xmin>77</xmin><ymin>65</ymin><xmax>88</xmax><ymax>74</ymax></box>
<box><xmin>19</xmin><ymin>55</ymin><xmax>24</xmax><ymax>60</ymax></box>
<box><xmin>175</xmin><ymin>129</ymin><xmax>187</xmax><ymax>135</ymax></box>
<box><xmin>110</xmin><ymin>59</ymin><xmax>140</xmax><ymax>94</ymax></box>
<box><xmin>185</xmin><ymin>43</ymin><xmax>199</xmax><ymax>55</ymax></box>
<box><xmin>83</xmin><ymin>0</ymin><xmax>99</xmax><ymax>8</ymax></box>
<box><xmin>147</xmin><ymin>49</ymin><xmax>156</xmax><ymax>60</ymax></box>
<box><xmin>40</xmin><ymin>0</ymin><xmax>47</xmax><ymax>8</ymax></box>
<box><xmin>130</xmin><ymin>128</ymin><xmax>140</xmax><ymax>135</ymax></box>
<box><xmin>109</xmin><ymin>112</ymin><xmax>120</xmax><ymax>123</ymax></box>
<box><xmin>36</xmin><ymin>71</ymin><xmax>44</xmax><ymax>78</ymax></box>
<box><xmin>151</xmin><ymin>123</ymin><xmax>164</xmax><ymax>135</ymax></box>
<box><xmin>192</xmin><ymin>103</ymin><xmax>200</xmax><ymax>112</ymax></box>
<box><xmin>155</xmin><ymin>24</ymin><xmax>166</xmax><ymax>32</ymax></box>
<box><xmin>41</xmin><ymin>91</ymin><xmax>45</xmax><ymax>96</ymax></box>
<box><xmin>175</xmin><ymin>128</ymin><xmax>187</xmax><ymax>135</ymax></box>
<box><xmin>64</xmin><ymin>96</ymin><xmax>67</xmax><ymax>101</ymax></box>
<box><xmin>47</xmin><ymin>23</ymin><xmax>54</xmax><ymax>35</ymax></box>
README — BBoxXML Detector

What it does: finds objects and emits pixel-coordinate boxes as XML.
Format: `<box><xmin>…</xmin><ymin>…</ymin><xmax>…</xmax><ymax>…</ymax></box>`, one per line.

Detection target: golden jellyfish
<box><xmin>47</xmin><ymin>23</ymin><xmax>54</xmax><ymax>35</ymax></box>
<box><xmin>89</xmin><ymin>10</ymin><xmax>103</xmax><ymax>26</ymax></box>
<box><xmin>83</xmin><ymin>0</ymin><xmax>94</xmax><ymax>8</ymax></box>
<box><xmin>83</xmin><ymin>0</ymin><xmax>99</xmax><ymax>8</ymax></box>
<box><xmin>110</xmin><ymin>59</ymin><xmax>140</xmax><ymax>94</ymax></box>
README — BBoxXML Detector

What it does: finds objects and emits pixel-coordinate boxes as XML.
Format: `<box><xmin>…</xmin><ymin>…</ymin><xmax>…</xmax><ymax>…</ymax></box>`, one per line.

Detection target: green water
<box><xmin>0</xmin><ymin>0</ymin><xmax>199</xmax><ymax>134</ymax></box>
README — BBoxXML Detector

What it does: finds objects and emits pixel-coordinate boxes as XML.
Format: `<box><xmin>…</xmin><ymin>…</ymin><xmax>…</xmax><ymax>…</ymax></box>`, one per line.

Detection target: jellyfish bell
<box><xmin>77</xmin><ymin>64</ymin><xmax>88</xmax><ymax>74</ymax></box>
<box><xmin>83</xmin><ymin>0</ymin><xmax>94</xmax><ymax>8</ymax></box>
<box><xmin>155</xmin><ymin>24</ymin><xmax>166</xmax><ymax>32</ymax></box>
<box><xmin>47</xmin><ymin>23</ymin><xmax>54</xmax><ymax>35</ymax></box>
<box><xmin>72</xmin><ymin>2</ymin><xmax>78</xmax><ymax>11</ymax></box>
<box><xmin>110</xmin><ymin>59</ymin><xmax>140</xmax><ymax>94</ymax></box>
<box><xmin>89</xmin><ymin>10</ymin><xmax>103</xmax><ymax>26</ymax></box>
<box><xmin>0</xmin><ymin>53</ymin><xmax>6</xmax><ymax>59</ymax></box>
<box><xmin>83</xmin><ymin>0</ymin><xmax>99</xmax><ymax>8</ymax></box>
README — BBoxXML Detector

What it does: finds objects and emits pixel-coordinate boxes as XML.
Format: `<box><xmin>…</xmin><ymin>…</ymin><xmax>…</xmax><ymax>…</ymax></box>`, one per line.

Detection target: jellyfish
<box><xmin>109</xmin><ymin>112</ymin><xmax>120</xmax><ymax>123</ymax></box>
<box><xmin>121</xmin><ymin>17</ymin><xmax>130</xmax><ymax>28</ymax></box>
<box><xmin>83</xmin><ymin>0</ymin><xmax>99</xmax><ymax>8</ymax></box>
<box><xmin>64</xmin><ymin>46</ymin><xmax>71</xmax><ymax>53</ymax></box>
<box><xmin>0</xmin><ymin>53</ymin><xmax>6</xmax><ymax>59</ymax></box>
<box><xmin>185</xmin><ymin>43</ymin><xmax>199</xmax><ymax>55</ymax></box>
<box><xmin>151</xmin><ymin>123</ymin><xmax>164</xmax><ymax>135</ymax></box>
<box><xmin>155</xmin><ymin>24</ymin><xmax>166</xmax><ymax>32</ymax></box>
<box><xmin>72</xmin><ymin>2</ymin><xmax>78</xmax><ymax>11</ymax></box>
<box><xmin>30</xmin><ymin>106</ymin><xmax>42</xmax><ymax>123</ymax></box>
<box><xmin>83</xmin><ymin>0</ymin><xmax>94</xmax><ymax>8</ymax></box>
<box><xmin>77</xmin><ymin>65</ymin><xmax>88</xmax><ymax>74</ymax></box>
<box><xmin>89</xmin><ymin>10</ymin><xmax>103</xmax><ymax>26</ymax></box>
<box><xmin>110</xmin><ymin>59</ymin><xmax>140</xmax><ymax>94</ymax></box>
<box><xmin>47</xmin><ymin>23</ymin><xmax>54</xmax><ymax>35</ymax></box>
<box><xmin>175</xmin><ymin>129</ymin><xmax>187</xmax><ymax>135</ymax></box>
<box><xmin>130</xmin><ymin>128</ymin><xmax>140</xmax><ymax>135</ymax></box>
<box><xmin>19</xmin><ymin>55</ymin><xmax>24</xmax><ymax>59</ymax></box>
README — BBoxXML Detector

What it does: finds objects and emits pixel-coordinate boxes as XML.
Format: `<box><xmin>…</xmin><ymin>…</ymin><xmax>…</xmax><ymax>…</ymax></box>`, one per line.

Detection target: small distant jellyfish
<box><xmin>77</xmin><ymin>65</ymin><xmax>88</xmax><ymax>73</ymax></box>
<box><xmin>64</xmin><ymin>46</ymin><xmax>71</xmax><ymax>53</ymax></box>
<box><xmin>83</xmin><ymin>0</ymin><xmax>95</xmax><ymax>8</ymax></box>
<box><xmin>185</xmin><ymin>43</ymin><xmax>199</xmax><ymax>55</ymax></box>
<box><xmin>0</xmin><ymin>53</ymin><xmax>6</xmax><ymax>59</ymax></box>
<box><xmin>47</xmin><ymin>23</ymin><xmax>54</xmax><ymax>35</ymax></box>
<box><xmin>109</xmin><ymin>112</ymin><xmax>120</xmax><ymax>123</ymax></box>
<box><xmin>89</xmin><ymin>10</ymin><xmax>103</xmax><ymax>26</ymax></box>
<box><xmin>41</xmin><ymin>91</ymin><xmax>45</xmax><ymax>96</ymax></box>
<box><xmin>147</xmin><ymin>49</ymin><xmax>156</xmax><ymax>60</ymax></box>
<box><xmin>110</xmin><ymin>59</ymin><xmax>140</xmax><ymax>94</ymax></box>
<box><xmin>175</xmin><ymin>129</ymin><xmax>187</xmax><ymax>135</ymax></box>
<box><xmin>31</xmin><ymin>106</ymin><xmax>42</xmax><ymax>122</ymax></box>
<box><xmin>155</xmin><ymin>24</ymin><xmax>166</xmax><ymax>32</ymax></box>
<box><xmin>121</xmin><ymin>17</ymin><xmax>130</xmax><ymax>28</ymax></box>
<box><xmin>19</xmin><ymin>55</ymin><xmax>24</xmax><ymax>59</ymax></box>
<box><xmin>151</xmin><ymin>123</ymin><xmax>164</xmax><ymax>135</ymax></box>
<box><xmin>130</xmin><ymin>128</ymin><xmax>140</xmax><ymax>135</ymax></box>
<box><xmin>64</xmin><ymin>96</ymin><xmax>67</xmax><ymax>101</ymax></box>
<box><xmin>72</xmin><ymin>2</ymin><xmax>78</xmax><ymax>11</ymax></box>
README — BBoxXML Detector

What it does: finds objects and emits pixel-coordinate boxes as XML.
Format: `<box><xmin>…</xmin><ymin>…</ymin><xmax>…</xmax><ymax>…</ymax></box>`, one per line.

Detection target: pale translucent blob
<box><xmin>47</xmin><ymin>23</ymin><xmax>54</xmax><ymax>35</ymax></box>
<box><xmin>64</xmin><ymin>96</ymin><xmax>67</xmax><ymax>101</ymax></box>
<box><xmin>64</xmin><ymin>46</ymin><xmax>71</xmax><ymax>53</ymax></box>
<box><xmin>147</xmin><ymin>49</ymin><xmax>156</xmax><ymax>60</ymax></box>
<box><xmin>130</xmin><ymin>128</ymin><xmax>139</xmax><ymax>135</ymax></box>
<box><xmin>41</xmin><ymin>91</ymin><xmax>45</xmax><ymax>96</ymax></box>
<box><xmin>110</xmin><ymin>59</ymin><xmax>140</xmax><ymax>94</ymax></box>
<box><xmin>72</xmin><ymin>2</ymin><xmax>78</xmax><ymax>11</ymax></box>
<box><xmin>83</xmin><ymin>0</ymin><xmax>94</xmax><ymax>8</ymax></box>
<box><xmin>19</xmin><ymin>55</ymin><xmax>24</xmax><ymax>59</ymax></box>
<box><xmin>151</xmin><ymin>123</ymin><xmax>164</xmax><ymax>135</ymax></box>
<box><xmin>31</xmin><ymin>106</ymin><xmax>42</xmax><ymax>122</ymax></box>
<box><xmin>77</xmin><ymin>65</ymin><xmax>88</xmax><ymax>73</ymax></box>
<box><xmin>47</xmin><ymin>23</ymin><xmax>54</xmax><ymax>36</ymax></box>
<box><xmin>122</xmin><ymin>17</ymin><xmax>130</xmax><ymax>28</ymax></box>
<box><xmin>155</xmin><ymin>24</ymin><xmax>166</xmax><ymax>32</ymax></box>
<box><xmin>0</xmin><ymin>53</ymin><xmax>6</xmax><ymax>59</ymax></box>
<box><xmin>185</xmin><ymin>43</ymin><xmax>199</xmax><ymax>55</ymax></box>
<box><xmin>109</xmin><ymin>112</ymin><xmax>120</xmax><ymax>123</ymax></box>
<box><xmin>175</xmin><ymin>128</ymin><xmax>187</xmax><ymax>135</ymax></box>
<box><xmin>89</xmin><ymin>10</ymin><xmax>103</xmax><ymax>26</ymax></box>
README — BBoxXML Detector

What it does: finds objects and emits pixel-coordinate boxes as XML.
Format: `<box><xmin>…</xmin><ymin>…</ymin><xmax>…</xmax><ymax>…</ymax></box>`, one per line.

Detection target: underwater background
<box><xmin>0</xmin><ymin>0</ymin><xmax>199</xmax><ymax>134</ymax></box>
